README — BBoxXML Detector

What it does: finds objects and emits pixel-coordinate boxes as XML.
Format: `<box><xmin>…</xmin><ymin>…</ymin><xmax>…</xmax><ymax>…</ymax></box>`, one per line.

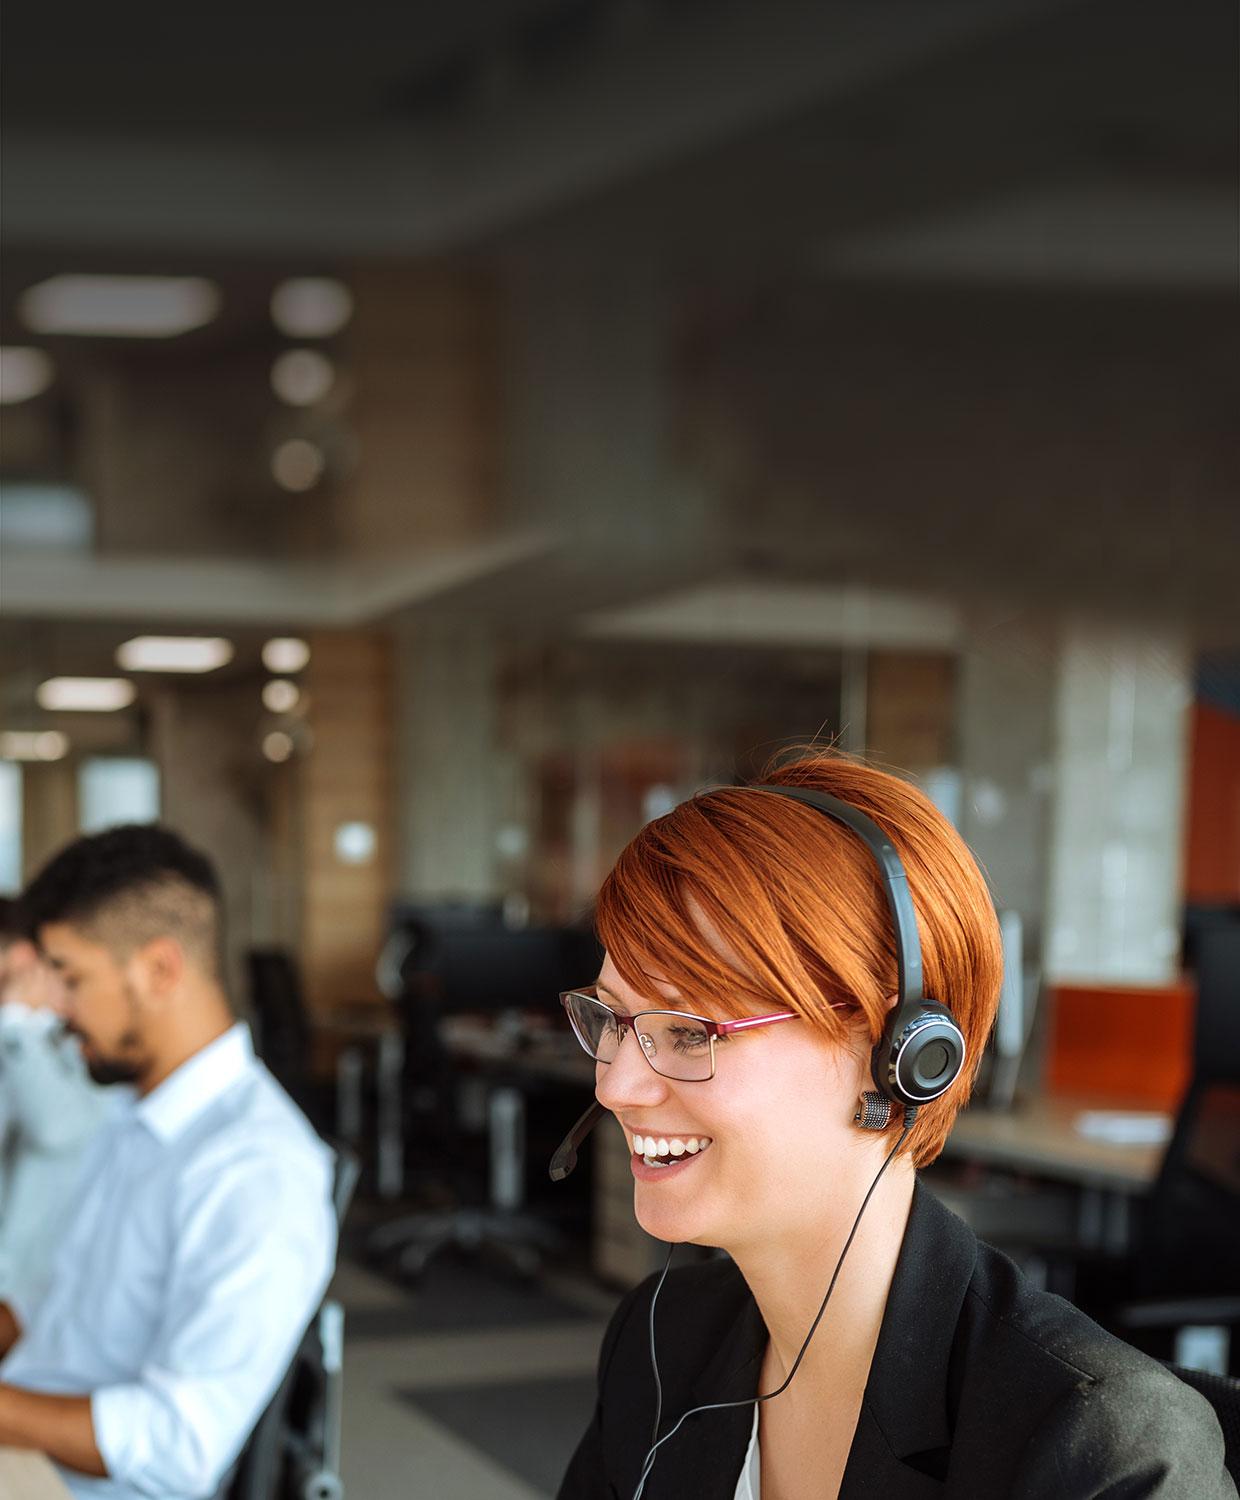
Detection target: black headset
<box><xmin>751</xmin><ymin>784</ymin><xmax>967</xmax><ymax>1125</ymax></box>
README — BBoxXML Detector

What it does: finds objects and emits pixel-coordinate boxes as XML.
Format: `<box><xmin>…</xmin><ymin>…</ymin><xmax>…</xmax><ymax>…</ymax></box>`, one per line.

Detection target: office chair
<box><xmin>367</xmin><ymin>911</ymin><xmax>597</xmax><ymax>1279</ymax></box>
<box><xmin>228</xmin><ymin>1142</ymin><xmax>360</xmax><ymax>1500</ymax></box>
<box><xmin>1100</xmin><ymin>1075</ymin><xmax>1240</xmax><ymax>1374</ymax></box>
<box><xmin>1167</xmin><ymin>1365</ymin><xmax>1240</xmax><ymax>1483</ymax></box>
<box><xmin>246</xmin><ymin>948</ymin><xmax>340</xmax><ymax>1136</ymax></box>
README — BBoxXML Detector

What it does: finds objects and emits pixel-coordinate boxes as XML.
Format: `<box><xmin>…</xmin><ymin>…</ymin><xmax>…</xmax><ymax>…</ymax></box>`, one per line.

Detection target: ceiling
<box><xmin>1</xmin><ymin>0</ymin><xmax>1236</xmax><ymax>652</ymax></box>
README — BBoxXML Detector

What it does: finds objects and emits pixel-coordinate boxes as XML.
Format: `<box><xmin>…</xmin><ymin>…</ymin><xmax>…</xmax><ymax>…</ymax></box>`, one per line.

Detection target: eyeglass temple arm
<box><xmin>549</xmin><ymin>1100</ymin><xmax>607</xmax><ymax>1182</ymax></box>
<box><xmin>714</xmin><ymin>1012</ymin><xmax>798</xmax><ymax>1034</ymax></box>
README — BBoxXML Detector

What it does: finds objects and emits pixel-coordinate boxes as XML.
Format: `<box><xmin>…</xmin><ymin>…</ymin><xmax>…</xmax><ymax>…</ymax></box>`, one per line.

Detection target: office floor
<box><xmin>332</xmin><ymin>1252</ymin><xmax>618</xmax><ymax>1499</ymax></box>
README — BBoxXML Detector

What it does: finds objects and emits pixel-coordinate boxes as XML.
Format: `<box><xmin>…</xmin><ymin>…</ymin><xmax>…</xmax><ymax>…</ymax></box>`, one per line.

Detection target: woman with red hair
<box><xmin>555</xmin><ymin>753</ymin><xmax>1232</xmax><ymax>1500</ymax></box>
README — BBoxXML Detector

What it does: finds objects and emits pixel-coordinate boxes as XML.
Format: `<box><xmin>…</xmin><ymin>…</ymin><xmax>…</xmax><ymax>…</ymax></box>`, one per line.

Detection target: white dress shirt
<box><xmin>0</xmin><ymin>1003</ymin><xmax>118</xmax><ymax>1308</ymax></box>
<box><xmin>2</xmin><ymin>1022</ymin><xmax>336</xmax><ymax>1500</ymax></box>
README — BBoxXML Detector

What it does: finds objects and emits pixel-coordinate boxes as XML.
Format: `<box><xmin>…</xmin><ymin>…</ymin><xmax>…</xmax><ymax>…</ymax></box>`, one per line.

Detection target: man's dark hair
<box><xmin>23</xmin><ymin>824</ymin><xmax>224</xmax><ymax>973</ymax></box>
<box><xmin>0</xmin><ymin>895</ymin><xmax>32</xmax><ymax>946</ymax></box>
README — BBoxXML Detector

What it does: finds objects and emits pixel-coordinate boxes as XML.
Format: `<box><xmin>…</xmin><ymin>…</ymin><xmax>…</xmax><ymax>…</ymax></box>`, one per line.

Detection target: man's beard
<box><xmin>84</xmin><ymin>1052</ymin><xmax>143</xmax><ymax>1087</ymax></box>
<box><xmin>63</xmin><ymin>977</ymin><xmax>145</xmax><ymax>1087</ymax></box>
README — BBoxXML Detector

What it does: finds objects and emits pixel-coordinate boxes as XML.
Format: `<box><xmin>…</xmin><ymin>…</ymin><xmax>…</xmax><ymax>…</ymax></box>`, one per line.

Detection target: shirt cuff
<box><xmin>91</xmin><ymin>1383</ymin><xmax>148</xmax><ymax>1487</ymax></box>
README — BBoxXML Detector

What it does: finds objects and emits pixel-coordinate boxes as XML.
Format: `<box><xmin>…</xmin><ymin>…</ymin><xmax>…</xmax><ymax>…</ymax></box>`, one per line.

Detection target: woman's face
<box><xmin>592</xmin><ymin>952</ymin><xmax>874</xmax><ymax>1253</ymax></box>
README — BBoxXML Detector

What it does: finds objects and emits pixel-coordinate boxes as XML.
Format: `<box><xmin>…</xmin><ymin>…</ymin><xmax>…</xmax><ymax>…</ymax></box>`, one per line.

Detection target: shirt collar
<box><xmin>135</xmin><ymin>1021</ymin><xmax>254</xmax><ymax>1143</ymax></box>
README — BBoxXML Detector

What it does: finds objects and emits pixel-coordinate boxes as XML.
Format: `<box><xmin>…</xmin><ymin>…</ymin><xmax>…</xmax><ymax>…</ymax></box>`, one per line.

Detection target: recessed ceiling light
<box><xmin>36</xmin><ymin>677</ymin><xmax>136</xmax><ymax>712</ymax></box>
<box><xmin>270</xmin><ymin>278</ymin><xmax>353</xmax><ymax>338</ymax></box>
<box><xmin>271</xmin><ymin>438</ymin><xmax>325</xmax><ymax>492</ymax></box>
<box><xmin>271</xmin><ymin>349</ymin><xmax>335</xmax><ymax>406</ymax></box>
<box><xmin>0</xmin><ymin>347</ymin><xmax>55</xmax><ymax>404</ymax></box>
<box><xmin>116</xmin><ymin>636</ymin><xmax>234</xmax><ymax>673</ymax></box>
<box><xmin>262</xmin><ymin>679</ymin><xmax>301</xmax><ymax>713</ymax></box>
<box><xmin>19</xmin><ymin>275</ymin><xmax>221</xmax><ymax>338</ymax></box>
<box><xmin>0</xmin><ymin>730</ymin><xmax>70</xmax><ymax>761</ymax></box>
<box><xmin>262</xmin><ymin>637</ymin><xmax>311</xmax><ymax>674</ymax></box>
<box><xmin>262</xmin><ymin>730</ymin><xmax>295</xmax><ymax>763</ymax></box>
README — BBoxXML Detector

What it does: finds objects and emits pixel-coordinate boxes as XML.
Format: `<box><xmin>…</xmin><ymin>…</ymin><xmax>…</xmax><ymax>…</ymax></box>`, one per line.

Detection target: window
<box><xmin>0</xmin><ymin>761</ymin><xmax>21</xmax><ymax>893</ymax></box>
<box><xmin>78</xmin><ymin>757</ymin><xmax>160</xmax><ymax>834</ymax></box>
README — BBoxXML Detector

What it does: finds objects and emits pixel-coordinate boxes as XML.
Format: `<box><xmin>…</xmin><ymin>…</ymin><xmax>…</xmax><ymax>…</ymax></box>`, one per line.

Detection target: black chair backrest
<box><xmin>227</xmin><ymin>1142</ymin><xmax>358</xmax><ymax>1500</ymax></box>
<box><xmin>246</xmin><ymin>948</ymin><xmax>312</xmax><ymax>1092</ymax></box>
<box><xmin>1169</xmin><ymin>1364</ymin><xmax>1240</xmax><ymax>1483</ymax></box>
<box><xmin>1194</xmin><ymin>923</ymin><xmax>1240</xmax><ymax>1079</ymax></box>
<box><xmin>1140</xmin><ymin>1078</ymin><xmax>1240</xmax><ymax>1298</ymax></box>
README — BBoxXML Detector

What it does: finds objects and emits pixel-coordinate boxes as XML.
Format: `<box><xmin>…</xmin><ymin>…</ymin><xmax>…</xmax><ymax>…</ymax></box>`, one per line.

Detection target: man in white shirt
<box><xmin>0</xmin><ymin>898</ymin><xmax>117</xmax><ymax>1308</ymax></box>
<box><xmin>0</xmin><ymin>825</ymin><xmax>337</xmax><ymax>1500</ymax></box>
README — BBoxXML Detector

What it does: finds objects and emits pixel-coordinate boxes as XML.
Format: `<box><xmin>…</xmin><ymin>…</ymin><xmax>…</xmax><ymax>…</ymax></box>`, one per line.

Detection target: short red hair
<box><xmin>595</xmin><ymin>751</ymin><xmax>1003</xmax><ymax>1166</ymax></box>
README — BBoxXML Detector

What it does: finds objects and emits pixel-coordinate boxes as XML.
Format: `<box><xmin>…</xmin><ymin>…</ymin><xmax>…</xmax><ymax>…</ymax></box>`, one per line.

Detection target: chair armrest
<box><xmin>1115</xmin><ymin>1296</ymin><xmax>1240</xmax><ymax>1330</ymax></box>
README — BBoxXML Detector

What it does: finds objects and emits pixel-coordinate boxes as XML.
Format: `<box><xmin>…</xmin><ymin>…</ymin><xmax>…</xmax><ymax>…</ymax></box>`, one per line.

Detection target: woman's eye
<box><xmin>667</xmin><ymin>1027</ymin><xmax>709</xmax><ymax>1052</ymax></box>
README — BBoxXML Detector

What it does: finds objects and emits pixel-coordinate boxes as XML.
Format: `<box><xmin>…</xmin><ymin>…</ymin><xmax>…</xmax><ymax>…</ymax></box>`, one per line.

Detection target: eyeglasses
<box><xmin>560</xmin><ymin>985</ymin><xmax>799</xmax><ymax>1082</ymax></box>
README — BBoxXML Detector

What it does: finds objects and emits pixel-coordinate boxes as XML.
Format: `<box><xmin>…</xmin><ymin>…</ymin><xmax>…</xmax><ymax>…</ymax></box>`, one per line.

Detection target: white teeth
<box><xmin>631</xmin><ymin>1134</ymin><xmax>713</xmax><ymax>1162</ymax></box>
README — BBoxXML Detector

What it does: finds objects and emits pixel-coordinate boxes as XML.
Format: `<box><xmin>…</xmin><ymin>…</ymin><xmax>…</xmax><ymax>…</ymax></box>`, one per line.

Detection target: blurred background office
<box><xmin>1</xmin><ymin>0</ymin><xmax>1237</xmax><ymax>1496</ymax></box>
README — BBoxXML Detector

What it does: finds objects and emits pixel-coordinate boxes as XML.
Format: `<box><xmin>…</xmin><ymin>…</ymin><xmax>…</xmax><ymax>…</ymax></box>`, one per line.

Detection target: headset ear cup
<box><xmin>873</xmin><ymin>1001</ymin><xmax>966</xmax><ymax>1107</ymax></box>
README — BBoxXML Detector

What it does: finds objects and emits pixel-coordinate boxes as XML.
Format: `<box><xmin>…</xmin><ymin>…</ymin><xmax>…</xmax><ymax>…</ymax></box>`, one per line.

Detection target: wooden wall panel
<box><xmin>299</xmin><ymin>630</ymin><xmax>394</xmax><ymax>1015</ymax></box>
<box><xmin>865</xmin><ymin>650</ymin><xmax>956</xmax><ymax>774</ymax></box>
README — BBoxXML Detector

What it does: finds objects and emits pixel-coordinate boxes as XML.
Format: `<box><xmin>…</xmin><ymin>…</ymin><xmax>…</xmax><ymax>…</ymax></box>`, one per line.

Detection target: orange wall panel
<box><xmin>1046</xmin><ymin>981</ymin><xmax>1195</xmax><ymax>1109</ymax></box>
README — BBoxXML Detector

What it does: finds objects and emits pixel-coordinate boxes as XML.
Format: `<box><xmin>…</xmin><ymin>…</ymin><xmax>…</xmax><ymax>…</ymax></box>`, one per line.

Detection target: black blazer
<box><xmin>558</xmin><ymin>1181</ymin><xmax>1235</xmax><ymax>1499</ymax></box>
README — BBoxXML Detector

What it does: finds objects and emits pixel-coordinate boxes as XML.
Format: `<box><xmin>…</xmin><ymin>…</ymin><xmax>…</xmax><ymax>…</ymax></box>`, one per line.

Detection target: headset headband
<box><xmin>750</xmin><ymin>784</ymin><xmax>924</xmax><ymax>1010</ymax></box>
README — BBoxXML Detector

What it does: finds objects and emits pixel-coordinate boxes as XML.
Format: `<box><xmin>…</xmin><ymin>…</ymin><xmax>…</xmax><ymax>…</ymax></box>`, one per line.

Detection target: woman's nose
<box><xmin>595</xmin><ymin>1025</ymin><xmax>669</xmax><ymax>1112</ymax></box>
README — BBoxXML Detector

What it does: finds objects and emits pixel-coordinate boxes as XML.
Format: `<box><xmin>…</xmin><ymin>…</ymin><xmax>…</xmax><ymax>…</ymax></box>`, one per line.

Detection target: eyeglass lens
<box><xmin>565</xmin><ymin>992</ymin><xmax>714</xmax><ymax>1082</ymax></box>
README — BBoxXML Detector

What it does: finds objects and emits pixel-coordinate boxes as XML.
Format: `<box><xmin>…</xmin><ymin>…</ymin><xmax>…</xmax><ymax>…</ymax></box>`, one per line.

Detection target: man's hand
<box><xmin>0</xmin><ymin>1303</ymin><xmax>20</xmax><ymax>1359</ymax></box>
<box><xmin>3</xmin><ymin>961</ymin><xmax>66</xmax><ymax>1015</ymax></box>
<box><xmin>0</xmin><ymin>1385</ymin><xmax>105</xmax><ymax>1476</ymax></box>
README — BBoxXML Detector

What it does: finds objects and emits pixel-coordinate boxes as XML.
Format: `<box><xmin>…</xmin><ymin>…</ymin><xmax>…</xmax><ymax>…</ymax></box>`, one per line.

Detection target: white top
<box><xmin>2</xmin><ymin>1023</ymin><xmax>336</xmax><ymax>1500</ymax></box>
<box><xmin>734</xmin><ymin>1403</ymin><xmax>761</xmax><ymax>1500</ymax></box>
<box><xmin>0</xmin><ymin>1002</ymin><xmax>118</xmax><ymax>1307</ymax></box>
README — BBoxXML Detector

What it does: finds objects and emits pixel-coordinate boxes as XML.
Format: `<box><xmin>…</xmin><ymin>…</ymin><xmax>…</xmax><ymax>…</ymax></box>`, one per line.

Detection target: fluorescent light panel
<box><xmin>37</xmin><ymin>678</ymin><xmax>136</xmax><ymax>712</ymax></box>
<box><xmin>116</xmin><ymin>636</ymin><xmax>233</xmax><ymax>673</ymax></box>
<box><xmin>0</xmin><ymin>731</ymin><xmax>70</xmax><ymax>762</ymax></box>
<box><xmin>19</xmin><ymin>275</ymin><xmax>221</xmax><ymax>338</ymax></box>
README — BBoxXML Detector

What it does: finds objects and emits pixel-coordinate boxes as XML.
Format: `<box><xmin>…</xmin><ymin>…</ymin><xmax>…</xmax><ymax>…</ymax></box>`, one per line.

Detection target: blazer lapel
<box><xmin>637</xmin><ymin>1181</ymin><xmax>977</xmax><ymax>1500</ymax></box>
<box><xmin>840</xmin><ymin>1180</ymin><xmax>977</xmax><ymax>1497</ymax></box>
<box><xmin>639</xmin><ymin>1277</ymin><xmax>765</xmax><ymax>1499</ymax></box>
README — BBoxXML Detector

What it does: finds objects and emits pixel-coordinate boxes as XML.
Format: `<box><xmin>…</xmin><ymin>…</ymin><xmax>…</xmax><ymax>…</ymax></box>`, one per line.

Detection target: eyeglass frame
<box><xmin>559</xmin><ymin>984</ymin><xmax>801</xmax><ymax>1082</ymax></box>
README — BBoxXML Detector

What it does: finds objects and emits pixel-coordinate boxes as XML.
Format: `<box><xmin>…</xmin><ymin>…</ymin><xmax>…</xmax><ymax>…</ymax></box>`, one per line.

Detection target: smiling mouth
<box><xmin>632</xmin><ymin>1133</ymin><xmax>713</xmax><ymax>1168</ymax></box>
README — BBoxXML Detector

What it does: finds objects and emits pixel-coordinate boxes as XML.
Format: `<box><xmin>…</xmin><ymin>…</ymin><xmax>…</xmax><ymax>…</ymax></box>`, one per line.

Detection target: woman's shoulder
<box><xmin>960</xmin><ymin>1238</ymin><xmax>1234</xmax><ymax>1494</ymax></box>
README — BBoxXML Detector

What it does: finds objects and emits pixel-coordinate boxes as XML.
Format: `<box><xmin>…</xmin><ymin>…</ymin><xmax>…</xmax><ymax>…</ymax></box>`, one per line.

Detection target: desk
<box><xmin>441</xmin><ymin>1015</ymin><xmax>593</xmax><ymax>1211</ymax></box>
<box><xmin>940</xmin><ymin>1094</ymin><xmax>1167</xmax><ymax>1255</ymax></box>
<box><xmin>0</xmin><ymin>1450</ymin><xmax>71</xmax><ymax>1499</ymax></box>
<box><xmin>440</xmin><ymin>1015</ymin><xmax>594</xmax><ymax>1088</ymax></box>
<box><xmin>943</xmin><ymin>1095</ymin><xmax>1166</xmax><ymax>1193</ymax></box>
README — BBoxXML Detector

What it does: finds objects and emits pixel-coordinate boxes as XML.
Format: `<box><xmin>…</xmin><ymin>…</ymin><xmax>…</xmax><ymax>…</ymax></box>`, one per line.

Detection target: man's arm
<box><xmin>0</xmin><ymin>996</ymin><xmax>109</xmax><ymax>1152</ymax></box>
<box><xmin>0</xmin><ymin>1302</ymin><xmax>20</xmax><ymax>1359</ymax></box>
<box><xmin>0</xmin><ymin>1386</ymin><xmax>106</xmax><ymax>1476</ymax></box>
